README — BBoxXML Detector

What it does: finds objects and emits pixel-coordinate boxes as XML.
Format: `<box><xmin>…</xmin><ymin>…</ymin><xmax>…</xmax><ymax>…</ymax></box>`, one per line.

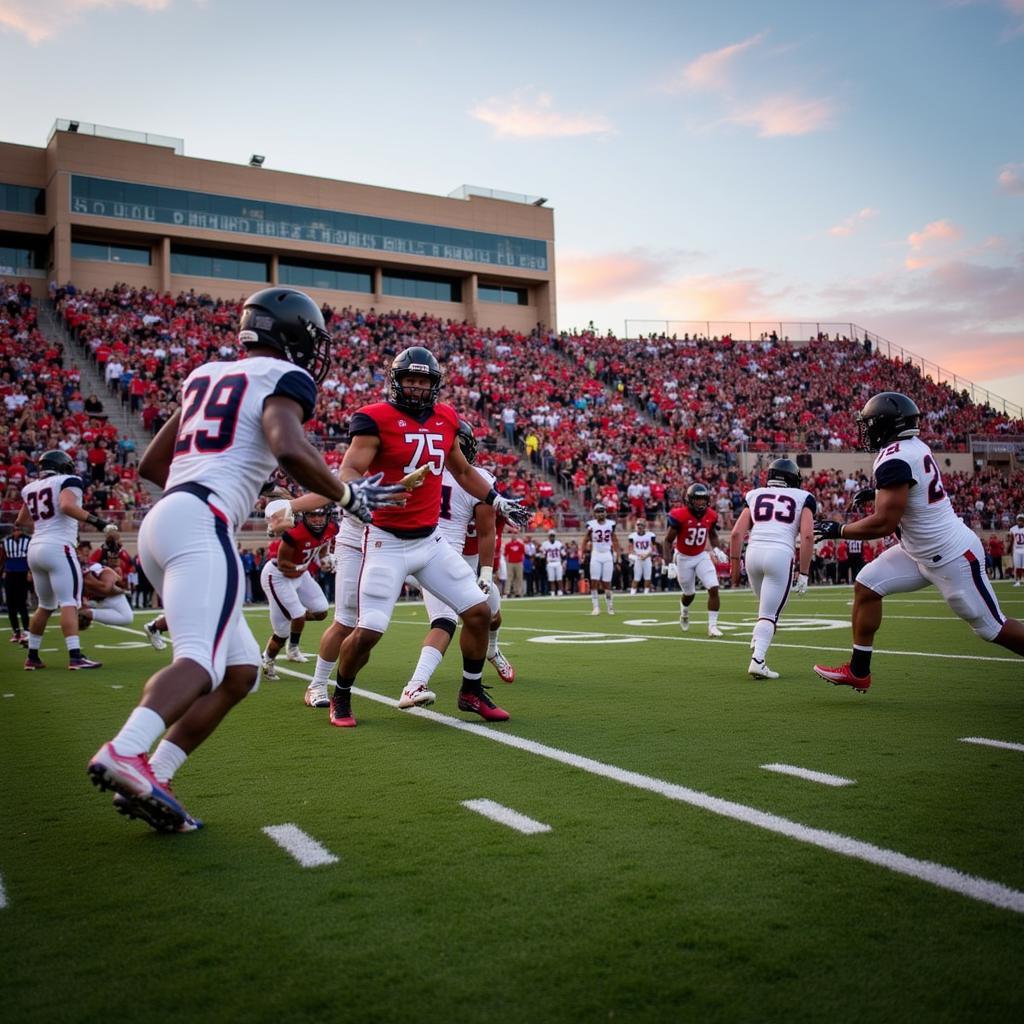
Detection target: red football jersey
<box><xmin>277</xmin><ymin>519</ymin><xmax>339</xmax><ymax>575</ymax></box>
<box><xmin>350</xmin><ymin>401</ymin><xmax>460</xmax><ymax>534</ymax></box>
<box><xmin>667</xmin><ymin>505</ymin><xmax>718</xmax><ymax>556</ymax></box>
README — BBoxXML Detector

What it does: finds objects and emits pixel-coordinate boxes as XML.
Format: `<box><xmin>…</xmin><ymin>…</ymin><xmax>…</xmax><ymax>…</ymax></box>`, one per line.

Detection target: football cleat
<box><xmin>87</xmin><ymin>743</ymin><xmax>187</xmax><ymax>831</ymax></box>
<box><xmin>457</xmin><ymin>687</ymin><xmax>509</xmax><ymax>722</ymax></box>
<box><xmin>708</xmin><ymin>626</ymin><xmax>724</xmax><ymax>638</ymax></box>
<box><xmin>112</xmin><ymin>791</ymin><xmax>204</xmax><ymax>833</ymax></box>
<box><xmin>23</xmin><ymin>656</ymin><xmax>45</xmax><ymax>670</ymax></box>
<box><xmin>69</xmin><ymin>655</ymin><xmax>102</xmax><ymax>670</ymax></box>
<box><xmin>144</xmin><ymin>621</ymin><xmax>167</xmax><ymax>651</ymax></box>
<box><xmin>304</xmin><ymin>682</ymin><xmax>330</xmax><ymax>708</ymax></box>
<box><xmin>285</xmin><ymin>646</ymin><xmax>308</xmax><ymax>663</ymax></box>
<box><xmin>748</xmin><ymin>658</ymin><xmax>780</xmax><ymax>680</ymax></box>
<box><xmin>9</xmin><ymin>631</ymin><xmax>22</xmax><ymax>644</ymax></box>
<box><xmin>18</xmin><ymin>632</ymin><xmax>29</xmax><ymax>647</ymax></box>
<box><xmin>488</xmin><ymin>649</ymin><xmax>516</xmax><ymax>683</ymax></box>
<box><xmin>607</xmin><ymin>606</ymin><xmax>615</xmax><ymax>615</ymax></box>
<box><xmin>680</xmin><ymin>608</ymin><xmax>690</xmax><ymax>632</ymax></box>
<box><xmin>813</xmin><ymin>663</ymin><xmax>871</xmax><ymax>693</ymax></box>
<box><xmin>261</xmin><ymin>656</ymin><xmax>279</xmax><ymax>680</ymax></box>
<box><xmin>590</xmin><ymin>606</ymin><xmax>600</xmax><ymax>616</ymax></box>
<box><xmin>330</xmin><ymin>688</ymin><xmax>356</xmax><ymax>728</ymax></box>
<box><xmin>398</xmin><ymin>682</ymin><xmax>436</xmax><ymax>709</ymax></box>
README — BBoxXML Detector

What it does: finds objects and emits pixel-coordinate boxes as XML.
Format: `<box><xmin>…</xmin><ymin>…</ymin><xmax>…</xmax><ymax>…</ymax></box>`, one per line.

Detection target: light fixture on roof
<box><xmin>68</xmin><ymin>121</ymin><xmax>80</xmax><ymax>133</ymax></box>
<box><xmin>249</xmin><ymin>154</ymin><xmax>265</xmax><ymax>167</ymax></box>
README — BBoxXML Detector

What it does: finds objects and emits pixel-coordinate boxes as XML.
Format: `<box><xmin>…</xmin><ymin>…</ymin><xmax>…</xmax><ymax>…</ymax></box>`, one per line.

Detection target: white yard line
<box><xmin>262</xmin><ymin>824</ymin><xmax>339</xmax><ymax>868</ymax></box>
<box><xmin>274</xmin><ymin>663</ymin><xmax>1024</xmax><ymax>915</ymax></box>
<box><xmin>959</xmin><ymin>737</ymin><xmax>1024</xmax><ymax>754</ymax></box>
<box><xmin>761</xmin><ymin>764</ymin><xmax>856</xmax><ymax>787</ymax></box>
<box><xmin>462</xmin><ymin>799</ymin><xmax>552</xmax><ymax>835</ymax></box>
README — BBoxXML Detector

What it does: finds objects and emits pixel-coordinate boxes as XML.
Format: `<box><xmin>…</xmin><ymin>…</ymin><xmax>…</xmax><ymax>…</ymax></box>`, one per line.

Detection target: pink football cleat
<box><xmin>813</xmin><ymin>663</ymin><xmax>871</xmax><ymax>693</ymax></box>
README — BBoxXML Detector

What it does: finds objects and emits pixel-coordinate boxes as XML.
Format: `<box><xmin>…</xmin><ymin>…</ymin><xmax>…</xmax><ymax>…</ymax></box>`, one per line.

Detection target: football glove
<box><xmin>341</xmin><ymin>472</ymin><xmax>407</xmax><ymax>524</ymax></box>
<box><xmin>666</xmin><ymin>563</ymin><xmax>678</xmax><ymax>580</ymax></box>
<box><xmin>794</xmin><ymin>573</ymin><xmax>809</xmax><ymax>595</ymax></box>
<box><xmin>814</xmin><ymin>519</ymin><xmax>842</xmax><ymax>540</ymax></box>
<box><xmin>478</xmin><ymin>564</ymin><xmax>494</xmax><ymax>595</ymax></box>
<box><xmin>319</xmin><ymin>553</ymin><xmax>336</xmax><ymax>574</ymax></box>
<box><xmin>492</xmin><ymin>493</ymin><xmax>531</xmax><ymax>528</ymax></box>
<box><xmin>852</xmin><ymin>487</ymin><xmax>876</xmax><ymax>509</ymax></box>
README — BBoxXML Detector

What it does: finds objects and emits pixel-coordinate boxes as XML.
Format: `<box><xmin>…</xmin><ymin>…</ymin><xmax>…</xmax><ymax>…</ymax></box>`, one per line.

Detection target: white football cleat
<box><xmin>304</xmin><ymin>682</ymin><xmax>329</xmax><ymax>708</ymax></box>
<box><xmin>398</xmin><ymin>681</ymin><xmax>436</xmax><ymax>709</ymax></box>
<box><xmin>679</xmin><ymin>609</ymin><xmax>690</xmax><ymax>632</ymax></box>
<box><xmin>708</xmin><ymin>626</ymin><xmax>724</xmax><ymax>638</ymax></box>
<box><xmin>488</xmin><ymin>649</ymin><xmax>516</xmax><ymax>683</ymax></box>
<box><xmin>590</xmin><ymin>606</ymin><xmax>600</xmax><ymax>616</ymax></box>
<box><xmin>144</xmin><ymin>621</ymin><xmax>167</xmax><ymax>651</ymax></box>
<box><xmin>285</xmin><ymin>646</ymin><xmax>308</xmax><ymax>662</ymax></box>
<box><xmin>748</xmin><ymin>658</ymin><xmax>779</xmax><ymax>680</ymax></box>
<box><xmin>261</xmin><ymin>656</ymin><xmax>279</xmax><ymax>680</ymax></box>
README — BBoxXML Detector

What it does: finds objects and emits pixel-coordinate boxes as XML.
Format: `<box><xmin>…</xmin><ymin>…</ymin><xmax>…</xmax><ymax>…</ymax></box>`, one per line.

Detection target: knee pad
<box><xmin>430</xmin><ymin>617</ymin><xmax>457</xmax><ymax>638</ymax></box>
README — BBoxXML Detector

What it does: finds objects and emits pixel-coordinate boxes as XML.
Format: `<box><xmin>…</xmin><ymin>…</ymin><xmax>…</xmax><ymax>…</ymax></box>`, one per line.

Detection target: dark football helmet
<box><xmin>593</xmin><ymin>503</ymin><xmax>607</xmax><ymax>522</ymax></box>
<box><xmin>389</xmin><ymin>347</ymin><xmax>442</xmax><ymax>413</ymax></box>
<box><xmin>39</xmin><ymin>449</ymin><xmax>75</xmax><ymax>476</ymax></box>
<box><xmin>238</xmin><ymin>287</ymin><xmax>332</xmax><ymax>383</ymax></box>
<box><xmin>766</xmin><ymin>458</ymin><xmax>801</xmax><ymax>488</ymax></box>
<box><xmin>457</xmin><ymin>420</ymin><xmax>478</xmax><ymax>464</ymax></box>
<box><xmin>302</xmin><ymin>505</ymin><xmax>332</xmax><ymax>537</ymax></box>
<box><xmin>856</xmin><ymin>392</ymin><xmax>921</xmax><ymax>452</ymax></box>
<box><xmin>686</xmin><ymin>483</ymin><xmax>710</xmax><ymax>516</ymax></box>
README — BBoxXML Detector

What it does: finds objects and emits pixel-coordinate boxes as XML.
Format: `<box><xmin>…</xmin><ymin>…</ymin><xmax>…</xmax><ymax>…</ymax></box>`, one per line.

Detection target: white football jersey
<box><xmin>438</xmin><ymin>466</ymin><xmax>494</xmax><ymax>552</ymax></box>
<box><xmin>872</xmin><ymin>436</ymin><xmax>975</xmax><ymax>567</ymax></box>
<box><xmin>745</xmin><ymin>486</ymin><xmax>817</xmax><ymax>549</ymax></box>
<box><xmin>1010</xmin><ymin>526</ymin><xmax>1024</xmax><ymax>549</ymax></box>
<box><xmin>167</xmin><ymin>356</ymin><xmax>317</xmax><ymax>528</ymax></box>
<box><xmin>21</xmin><ymin>473</ymin><xmax>83</xmax><ymax>546</ymax></box>
<box><xmin>541</xmin><ymin>539</ymin><xmax>565</xmax><ymax>562</ymax></box>
<box><xmin>586</xmin><ymin>518</ymin><xmax>616</xmax><ymax>554</ymax></box>
<box><xmin>629</xmin><ymin>531</ymin><xmax>657</xmax><ymax>556</ymax></box>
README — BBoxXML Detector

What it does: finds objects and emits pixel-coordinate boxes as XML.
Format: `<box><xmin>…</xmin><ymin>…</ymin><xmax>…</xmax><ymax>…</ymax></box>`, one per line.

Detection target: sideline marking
<box><xmin>262</xmin><ymin>824</ymin><xmax>339</xmax><ymax>868</ymax></box>
<box><xmin>3</xmin><ymin>694</ymin><xmax>13</xmax><ymax>698</ymax></box>
<box><xmin>462</xmin><ymin>799</ymin><xmax>552</xmax><ymax>835</ymax></box>
<box><xmin>761</xmin><ymin>763</ymin><xmax>856</xmax><ymax>787</ymax></box>
<box><xmin>273</xmin><ymin>664</ymin><xmax>1024</xmax><ymax>915</ymax></box>
<box><xmin>960</xmin><ymin>737</ymin><xmax>1024</xmax><ymax>754</ymax></box>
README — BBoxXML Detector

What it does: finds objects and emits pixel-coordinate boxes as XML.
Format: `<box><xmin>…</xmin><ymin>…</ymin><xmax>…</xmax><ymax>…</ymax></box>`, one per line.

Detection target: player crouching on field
<box><xmin>813</xmin><ymin>392</ymin><xmax>1024</xmax><ymax>693</ymax></box>
<box><xmin>259</xmin><ymin>498</ymin><xmax>338</xmax><ymax>678</ymax></box>
<box><xmin>76</xmin><ymin>540</ymin><xmax>134</xmax><ymax>630</ymax></box>
<box><xmin>729</xmin><ymin>459</ymin><xmax>815</xmax><ymax>679</ymax></box>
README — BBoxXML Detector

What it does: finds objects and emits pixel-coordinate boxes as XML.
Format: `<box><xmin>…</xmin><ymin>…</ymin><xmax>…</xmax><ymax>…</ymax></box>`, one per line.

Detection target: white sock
<box><xmin>708</xmin><ymin>611</ymin><xmax>719</xmax><ymax>628</ymax></box>
<box><xmin>487</xmin><ymin>628</ymin><xmax>499</xmax><ymax>659</ymax></box>
<box><xmin>605</xmin><ymin>592</ymin><xmax>614</xmax><ymax>609</ymax></box>
<box><xmin>591</xmin><ymin>591</ymin><xmax>599</xmax><ymax>606</ymax></box>
<box><xmin>112</xmin><ymin>707</ymin><xmax>166</xmax><ymax>757</ymax></box>
<box><xmin>411</xmin><ymin>645</ymin><xmax>444</xmax><ymax>684</ymax></box>
<box><xmin>149</xmin><ymin>740</ymin><xmax>187</xmax><ymax>784</ymax></box>
<box><xmin>65</xmin><ymin>634</ymin><xmax>81</xmax><ymax>655</ymax></box>
<box><xmin>28</xmin><ymin>633</ymin><xmax>42</xmax><ymax>651</ymax></box>
<box><xmin>752</xmin><ymin>619</ymin><xmax>775</xmax><ymax>663</ymax></box>
<box><xmin>312</xmin><ymin>655</ymin><xmax>336</xmax><ymax>686</ymax></box>
<box><xmin>263</xmin><ymin>647</ymin><xmax>276</xmax><ymax>662</ymax></box>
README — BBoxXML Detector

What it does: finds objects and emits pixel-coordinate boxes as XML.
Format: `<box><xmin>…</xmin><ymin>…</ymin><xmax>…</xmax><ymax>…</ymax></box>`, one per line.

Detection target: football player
<box><xmin>729</xmin><ymin>459</ymin><xmax>815</xmax><ymax>679</ymax></box>
<box><xmin>663</xmin><ymin>483</ymin><xmax>724</xmax><ymax>637</ymax></box>
<box><xmin>87</xmin><ymin>286</ymin><xmax>406</xmax><ymax>832</ymax></box>
<box><xmin>1010</xmin><ymin>513</ymin><xmax>1024</xmax><ymax>587</ymax></box>
<box><xmin>628</xmin><ymin>518</ymin><xmax>657</xmax><ymax>595</ymax></box>
<box><xmin>16</xmin><ymin>448</ymin><xmax>108</xmax><ymax>670</ymax></box>
<box><xmin>324</xmin><ymin>346</ymin><xmax>529</xmax><ymax>727</ymax></box>
<box><xmin>584</xmin><ymin>504</ymin><xmax>619</xmax><ymax>615</ymax></box>
<box><xmin>541</xmin><ymin>529</ymin><xmax>566</xmax><ymax>597</ymax></box>
<box><xmin>76</xmin><ymin>540</ymin><xmax>134</xmax><ymax>629</ymax></box>
<box><xmin>397</xmin><ymin>419</ymin><xmax>516</xmax><ymax>709</ymax></box>
<box><xmin>814</xmin><ymin>392</ymin><xmax>1024</xmax><ymax>691</ymax></box>
<box><xmin>259</xmin><ymin>499</ymin><xmax>338</xmax><ymax>677</ymax></box>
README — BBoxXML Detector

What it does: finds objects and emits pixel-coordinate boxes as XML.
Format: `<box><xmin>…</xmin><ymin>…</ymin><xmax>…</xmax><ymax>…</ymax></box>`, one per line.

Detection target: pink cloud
<box><xmin>997</xmin><ymin>163</ymin><xmax>1024</xmax><ymax>195</ymax></box>
<box><xmin>827</xmin><ymin>207</ymin><xmax>879</xmax><ymax>237</ymax></box>
<box><xmin>724</xmin><ymin>93</ymin><xmax>836</xmax><ymax>137</ymax></box>
<box><xmin>0</xmin><ymin>0</ymin><xmax>170</xmax><ymax>43</ymax></box>
<box><xmin>470</xmin><ymin>90</ymin><xmax>612</xmax><ymax>139</ymax></box>
<box><xmin>671</xmin><ymin>33</ymin><xmax>766</xmax><ymax>92</ymax></box>
<box><xmin>558</xmin><ymin>249</ymin><xmax>699</xmax><ymax>302</ymax></box>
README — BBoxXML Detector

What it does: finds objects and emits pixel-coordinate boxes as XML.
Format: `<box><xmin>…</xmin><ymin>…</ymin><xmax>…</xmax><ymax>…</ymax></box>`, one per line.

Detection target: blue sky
<box><xmin>2</xmin><ymin>0</ymin><xmax>1022</xmax><ymax>407</ymax></box>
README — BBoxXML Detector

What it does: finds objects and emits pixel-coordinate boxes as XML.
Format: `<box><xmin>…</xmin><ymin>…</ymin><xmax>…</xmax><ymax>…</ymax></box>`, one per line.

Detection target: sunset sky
<box><xmin>2</xmin><ymin>0</ymin><xmax>1022</xmax><ymax>407</ymax></box>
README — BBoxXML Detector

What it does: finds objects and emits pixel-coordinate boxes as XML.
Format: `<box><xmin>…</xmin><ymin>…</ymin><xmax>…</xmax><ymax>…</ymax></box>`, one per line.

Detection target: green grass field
<box><xmin>2</xmin><ymin>585</ymin><xmax>1023</xmax><ymax>1023</ymax></box>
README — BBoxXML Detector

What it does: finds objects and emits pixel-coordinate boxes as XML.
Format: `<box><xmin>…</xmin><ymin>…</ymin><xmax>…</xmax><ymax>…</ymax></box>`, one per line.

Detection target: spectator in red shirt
<box><xmin>504</xmin><ymin>538</ymin><xmax>526</xmax><ymax>597</ymax></box>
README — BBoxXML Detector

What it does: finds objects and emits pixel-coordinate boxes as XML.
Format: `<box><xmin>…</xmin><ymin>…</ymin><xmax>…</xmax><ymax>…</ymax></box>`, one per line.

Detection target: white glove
<box><xmin>319</xmin><ymin>553</ymin><xmax>336</xmax><ymax>574</ymax></box>
<box><xmin>666</xmin><ymin>563</ymin><xmax>678</xmax><ymax>580</ymax></box>
<box><xmin>492</xmin><ymin>493</ymin><xmax>531</xmax><ymax>528</ymax></box>
<box><xmin>342</xmin><ymin>472</ymin><xmax>408</xmax><ymax>524</ymax></box>
<box><xmin>794</xmin><ymin>573</ymin><xmax>809</xmax><ymax>595</ymax></box>
<box><xmin>477</xmin><ymin>564</ymin><xmax>494</xmax><ymax>595</ymax></box>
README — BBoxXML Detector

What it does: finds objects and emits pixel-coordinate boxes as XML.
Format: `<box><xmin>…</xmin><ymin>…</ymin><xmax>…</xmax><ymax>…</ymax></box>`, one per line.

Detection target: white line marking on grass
<box><xmin>761</xmin><ymin>764</ymin><xmax>856</xmax><ymax>787</ymax></box>
<box><xmin>262</xmin><ymin>824</ymin><xmax>339</xmax><ymax>867</ymax></box>
<box><xmin>273</xmin><ymin>663</ymin><xmax>1024</xmax><ymax>915</ymax></box>
<box><xmin>3</xmin><ymin>694</ymin><xmax>13</xmax><ymax>698</ymax></box>
<box><xmin>110</xmin><ymin>685</ymin><xmax>123</xmax><ymax>690</ymax></box>
<box><xmin>462</xmin><ymin>799</ymin><xmax>552</xmax><ymax>834</ymax></box>
<box><xmin>960</xmin><ymin>737</ymin><xmax>1024</xmax><ymax>753</ymax></box>
<box><xmin>0</xmin><ymin>874</ymin><xmax>7</xmax><ymax>908</ymax></box>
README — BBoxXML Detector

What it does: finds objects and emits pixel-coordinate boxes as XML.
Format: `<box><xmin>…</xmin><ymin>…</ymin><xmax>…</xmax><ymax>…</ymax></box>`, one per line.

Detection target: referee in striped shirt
<box><xmin>2</xmin><ymin>526</ymin><xmax>31</xmax><ymax>643</ymax></box>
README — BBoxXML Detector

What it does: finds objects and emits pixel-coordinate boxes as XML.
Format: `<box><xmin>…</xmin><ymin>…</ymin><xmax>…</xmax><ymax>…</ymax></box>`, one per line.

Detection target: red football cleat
<box><xmin>23</xmin><ymin>656</ymin><xmax>46</xmax><ymax>671</ymax></box>
<box><xmin>457</xmin><ymin>687</ymin><xmax>510</xmax><ymax>722</ymax></box>
<box><xmin>69</xmin><ymin>655</ymin><xmax>102</xmax><ymax>670</ymax></box>
<box><xmin>329</xmin><ymin>690</ymin><xmax>357</xmax><ymax>728</ymax></box>
<box><xmin>813</xmin><ymin>663</ymin><xmax>871</xmax><ymax>693</ymax></box>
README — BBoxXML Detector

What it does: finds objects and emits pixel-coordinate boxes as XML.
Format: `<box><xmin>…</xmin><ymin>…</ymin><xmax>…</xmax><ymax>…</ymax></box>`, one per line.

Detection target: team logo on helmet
<box><xmin>389</xmin><ymin>346</ymin><xmax>442</xmax><ymax>413</ymax></box>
